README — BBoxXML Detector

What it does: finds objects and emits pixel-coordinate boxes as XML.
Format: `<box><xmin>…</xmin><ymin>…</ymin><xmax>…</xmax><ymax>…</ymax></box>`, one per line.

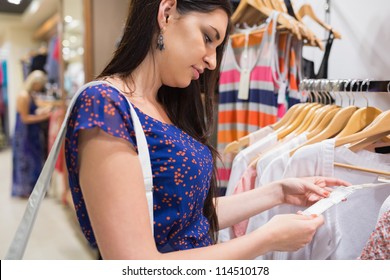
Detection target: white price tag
<box><xmin>302</xmin><ymin>183</ymin><xmax>387</xmax><ymax>216</ymax></box>
<box><xmin>238</xmin><ymin>69</ymin><xmax>251</xmax><ymax>100</ymax></box>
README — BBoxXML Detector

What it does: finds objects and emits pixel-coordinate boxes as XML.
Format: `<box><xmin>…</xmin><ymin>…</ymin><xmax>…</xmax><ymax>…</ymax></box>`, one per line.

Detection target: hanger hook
<box><xmin>322</xmin><ymin>79</ymin><xmax>331</xmax><ymax>104</ymax></box>
<box><xmin>320</xmin><ymin>80</ymin><xmax>327</xmax><ymax>104</ymax></box>
<box><xmin>315</xmin><ymin>80</ymin><xmax>322</xmax><ymax>104</ymax></box>
<box><xmin>311</xmin><ymin>80</ymin><xmax>317</xmax><ymax>103</ymax></box>
<box><xmin>333</xmin><ymin>79</ymin><xmax>341</xmax><ymax>107</ymax></box>
<box><xmin>343</xmin><ymin>79</ymin><xmax>351</xmax><ymax>106</ymax></box>
<box><xmin>326</xmin><ymin>80</ymin><xmax>334</xmax><ymax>104</ymax></box>
<box><xmin>349</xmin><ymin>79</ymin><xmax>358</xmax><ymax>106</ymax></box>
<box><xmin>307</xmin><ymin>80</ymin><xmax>313</xmax><ymax>103</ymax></box>
<box><xmin>310</xmin><ymin>80</ymin><xmax>317</xmax><ymax>103</ymax></box>
<box><xmin>360</xmin><ymin>79</ymin><xmax>370</xmax><ymax>107</ymax></box>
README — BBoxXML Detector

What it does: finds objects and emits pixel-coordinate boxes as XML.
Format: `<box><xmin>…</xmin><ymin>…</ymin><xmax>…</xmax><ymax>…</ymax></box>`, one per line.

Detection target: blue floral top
<box><xmin>65</xmin><ymin>83</ymin><xmax>213</xmax><ymax>252</ymax></box>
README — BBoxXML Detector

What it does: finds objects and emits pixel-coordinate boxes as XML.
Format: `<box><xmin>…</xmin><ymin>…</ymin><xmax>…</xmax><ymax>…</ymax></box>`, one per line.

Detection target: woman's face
<box><xmin>158</xmin><ymin>8</ymin><xmax>228</xmax><ymax>88</ymax></box>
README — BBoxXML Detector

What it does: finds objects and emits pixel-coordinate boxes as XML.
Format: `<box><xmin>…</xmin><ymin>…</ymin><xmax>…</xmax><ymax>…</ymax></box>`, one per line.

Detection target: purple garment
<box><xmin>12</xmin><ymin>97</ymin><xmax>46</xmax><ymax>197</ymax></box>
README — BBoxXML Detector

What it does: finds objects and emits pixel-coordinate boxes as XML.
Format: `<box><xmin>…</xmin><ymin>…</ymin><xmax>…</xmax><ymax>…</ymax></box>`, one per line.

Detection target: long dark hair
<box><xmin>98</xmin><ymin>0</ymin><xmax>232</xmax><ymax>244</ymax></box>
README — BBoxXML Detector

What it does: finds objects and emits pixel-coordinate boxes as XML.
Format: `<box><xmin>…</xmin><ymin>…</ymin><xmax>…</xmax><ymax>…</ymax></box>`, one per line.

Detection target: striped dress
<box><xmin>217</xmin><ymin>13</ymin><xmax>279</xmax><ymax>188</ymax></box>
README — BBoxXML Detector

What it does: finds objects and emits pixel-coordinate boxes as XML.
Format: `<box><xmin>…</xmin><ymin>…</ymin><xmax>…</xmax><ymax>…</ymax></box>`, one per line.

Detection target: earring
<box><xmin>157</xmin><ymin>31</ymin><xmax>165</xmax><ymax>51</ymax></box>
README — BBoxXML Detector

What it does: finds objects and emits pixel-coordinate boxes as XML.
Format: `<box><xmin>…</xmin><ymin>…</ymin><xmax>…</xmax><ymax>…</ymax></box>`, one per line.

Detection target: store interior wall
<box><xmin>298</xmin><ymin>0</ymin><xmax>390</xmax><ymax>110</ymax></box>
<box><xmin>0</xmin><ymin>24</ymin><xmax>39</xmax><ymax>140</ymax></box>
<box><xmin>92</xmin><ymin>0</ymin><xmax>130</xmax><ymax>77</ymax></box>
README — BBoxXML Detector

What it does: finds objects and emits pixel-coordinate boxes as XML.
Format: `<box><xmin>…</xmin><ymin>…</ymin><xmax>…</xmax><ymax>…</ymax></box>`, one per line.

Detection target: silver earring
<box><xmin>157</xmin><ymin>32</ymin><xmax>165</xmax><ymax>51</ymax></box>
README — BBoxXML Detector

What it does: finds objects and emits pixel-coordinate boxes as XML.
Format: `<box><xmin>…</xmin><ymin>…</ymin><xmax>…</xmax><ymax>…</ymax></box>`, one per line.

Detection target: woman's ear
<box><xmin>157</xmin><ymin>0</ymin><xmax>177</xmax><ymax>29</ymax></box>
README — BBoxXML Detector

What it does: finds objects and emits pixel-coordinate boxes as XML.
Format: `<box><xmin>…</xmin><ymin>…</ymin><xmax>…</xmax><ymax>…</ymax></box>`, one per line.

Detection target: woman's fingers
<box><xmin>304</xmin><ymin>181</ymin><xmax>331</xmax><ymax>198</ymax></box>
<box><xmin>318</xmin><ymin>177</ymin><xmax>351</xmax><ymax>187</ymax></box>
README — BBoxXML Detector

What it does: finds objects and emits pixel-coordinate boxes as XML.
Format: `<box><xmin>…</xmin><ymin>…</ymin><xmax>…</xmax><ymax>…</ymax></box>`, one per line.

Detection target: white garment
<box><xmin>225</xmin><ymin>130</ymin><xmax>277</xmax><ymax>196</ymax></box>
<box><xmin>219</xmin><ymin>128</ymin><xmax>276</xmax><ymax>242</ymax></box>
<box><xmin>220</xmin><ymin>132</ymin><xmax>306</xmax><ymax>242</ymax></box>
<box><xmin>256</xmin><ymin>132</ymin><xmax>308</xmax><ymax>187</ymax></box>
<box><xmin>249</xmin><ymin>126</ymin><xmax>275</xmax><ymax>145</ymax></box>
<box><xmin>243</xmin><ymin>133</ymin><xmax>308</xmax><ymax>243</ymax></box>
<box><xmin>329</xmin><ymin>146</ymin><xmax>390</xmax><ymax>259</ymax></box>
<box><xmin>253</xmin><ymin>139</ymin><xmax>390</xmax><ymax>260</ymax></box>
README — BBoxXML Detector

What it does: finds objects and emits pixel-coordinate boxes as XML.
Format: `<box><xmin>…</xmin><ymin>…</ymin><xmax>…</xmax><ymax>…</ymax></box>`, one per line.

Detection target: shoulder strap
<box><xmin>5</xmin><ymin>81</ymin><xmax>153</xmax><ymax>259</ymax></box>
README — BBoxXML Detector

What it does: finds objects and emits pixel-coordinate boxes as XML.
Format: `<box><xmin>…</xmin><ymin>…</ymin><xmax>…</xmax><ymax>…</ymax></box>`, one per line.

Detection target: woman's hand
<box><xmin>260</xmin><ymin>213</ymin><xmax>325</xmax><ymax>252</ymax></box>
<box><xmin>35</xmin><ymin>106</ymin><xmax>52</xmax><ymax>115</ymax></box>
<box><xmin>276</xmin><ymin>177</ymin><xmax>351</xmax><ymax>207</ymax></box>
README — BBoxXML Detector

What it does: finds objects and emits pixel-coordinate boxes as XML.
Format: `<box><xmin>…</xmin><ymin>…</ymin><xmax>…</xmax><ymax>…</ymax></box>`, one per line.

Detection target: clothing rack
<box><xmin>300</xmin><ymin>79</ymin><xmax>390</xmax><ymax>93</ymax></box>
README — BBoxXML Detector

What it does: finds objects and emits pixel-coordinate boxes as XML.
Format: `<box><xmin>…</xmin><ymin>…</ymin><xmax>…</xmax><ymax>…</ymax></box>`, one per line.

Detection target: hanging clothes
<box><xmin>48</xmin><ymin>107</ymin><xmax>66</xmax><ymax>173</ymax></box>
<box><xmin>284</xmin><ymin>0</ymin><xmax>299</xmax><ymax>20</ymax></box>
<box><xmin>231</xmin><ymin>132</ymin><xmax>308</xmax><ymax>238</ymax></box>
<box><xmin>12</xmin><ymin>97</ymin><xmax>46</xmax><ymax>197</ymax></box>
<box><xmin>217</xmin><ymin>13</ymin><xmax>280</xmax><ymax>188</ymax></box>
<box><xmin>287</xmin><ymin>38</ymin><xmax>306</xmax><ymax>107</ymax></box>
<box><xmin>245</xmin><ymin>138</ymin><xmax>390</xmax><ymax>260</ymax></box>
<box><xmin>0</xmin><ymin>61</ymin><xmax>4</xmax><ymax>122</ymax></box>
<box><xmin>273</xmin><ymin>33</ymin><xmax>292</xmax><ymax>118</ymax></box>
<box><xmin>282</xmin><ymin>0</ymin><xmax>335</xmax><ymax>80</ymax></box>
<box><xmin>0</xmin><ymin>60</ymin><xmax>9</xmax><ymax>146</ymax></box>
<box><xmin>44</xmin><ymin>35</ymin><xmax>60</xmax><ymax>84</ymax></box>
<box><xmin>30</xmin><ymin>53</ymin><xmax>47</xmax><ymax>74</ymax></box>
<box><xmin>302</xmin><ymin>31</ymin><xmax>335</xmax><ymax>79</ymax></box>
<box><xmin>359</xmin><ymin>209</ymin><xmax>390</xmax><ymax>260</ymax></box>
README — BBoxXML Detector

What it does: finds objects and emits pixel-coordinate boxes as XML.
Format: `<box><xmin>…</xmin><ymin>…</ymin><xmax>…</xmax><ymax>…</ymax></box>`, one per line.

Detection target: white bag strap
<box><xmin>5</xmin><ymin>81</ymin><xmax>153</xmax><ymax>259</ymax></box>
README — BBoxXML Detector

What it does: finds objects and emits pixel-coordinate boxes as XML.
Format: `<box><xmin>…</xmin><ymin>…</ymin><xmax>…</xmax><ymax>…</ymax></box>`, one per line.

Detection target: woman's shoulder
<box><xmin>18</xmin><ymin>90</ymin><xmax>30</xmax><ymax>99</ymax></box>
<box><xmin>75</xmin><ymin>80</ymin><xmax>128</xmax><ymax>105</ymax></box>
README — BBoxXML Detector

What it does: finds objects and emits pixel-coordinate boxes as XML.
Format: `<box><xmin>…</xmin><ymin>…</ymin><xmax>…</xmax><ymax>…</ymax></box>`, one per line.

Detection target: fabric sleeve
<box><xmin>66</xmin><ymin>83</ymin><xmax>137</xmax><ymax>151</ymax></box>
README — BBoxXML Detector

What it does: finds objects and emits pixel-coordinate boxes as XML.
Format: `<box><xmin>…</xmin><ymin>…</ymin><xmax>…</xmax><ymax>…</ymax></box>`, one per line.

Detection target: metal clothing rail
<box><xmin>299</xmin><ymin>79</ymin><xmax>390</xmax><ymax>93</ymax></box>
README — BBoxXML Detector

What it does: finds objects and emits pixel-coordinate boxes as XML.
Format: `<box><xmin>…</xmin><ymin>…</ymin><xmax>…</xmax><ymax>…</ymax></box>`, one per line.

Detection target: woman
<box><xmin>65</xmin><ymin>0</ymin><xmax>349</xmax><ymax>259</ymax></box>
<box><xmin>12</xmin><ymin>70</ymin><xmax>51</xmax><ymax>197</ymax></box>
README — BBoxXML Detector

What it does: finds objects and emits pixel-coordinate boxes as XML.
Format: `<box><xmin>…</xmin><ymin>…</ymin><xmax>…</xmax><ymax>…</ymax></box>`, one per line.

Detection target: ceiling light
<box><xmin>7</xmin><ymin>0</ymin><xmax>22</xmax><ymax>5</ymax></box>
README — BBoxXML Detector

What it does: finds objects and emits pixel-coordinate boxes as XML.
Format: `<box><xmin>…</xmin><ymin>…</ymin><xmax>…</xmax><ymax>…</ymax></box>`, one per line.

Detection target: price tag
<box><xmin>238</xmin><ymin>69</ymin><xmax>251</xmax><ymax>100</ymax></box>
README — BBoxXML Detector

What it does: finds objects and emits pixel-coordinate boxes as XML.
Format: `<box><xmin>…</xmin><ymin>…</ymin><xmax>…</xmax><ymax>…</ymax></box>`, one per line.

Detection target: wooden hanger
<box><xmin>272</xmin><ymin>103</ymin><xmax>304</xmax><ymax>130</ymax></box>
<box><xmin>223</xmin><ymin>135</ymin><xmax>251</xmax><ymax>154</ymax></box>
<box><xmin>334</xmin><ymin>118</ymin><xmax>390</xmax><ymax>177</ymax></box>
<box><xmin>276</xmin><ymin>102</ymin><xmax>318</xmax><ymax>140</ymax></box>
<box><xmin>336</xmin><ymin>106</ymin><xmax>382</xmax><ymax>138</ymax></box>
<box><xmin>231</xmin><ymin>0</ymin><xmax>275</xmax><ymax>26</ymax></box>
<box><xmin>223</xmin><ymin>102</ymin><xmax>304</xmax><ymax>154</ymax></box>
<box><xmin>336</xmin><ymin>80</ymin><xmax>383</xmax><ymax>138</ymax></box>
<box><xmin>289</xmin><ymin>103</ymin><xmax>322</xmax><ymax>135</ymax></box>
<box><xmin>333</xmin><ymin>162</ymin><xmax>390</xmax><ymax>177</ymax></box>
<box><xmin>231</xmin><ymin>1</ymin><xmax>325</xmax><ymax>49</ymax></box>
<box><xmin>289</xmin><ymin>105</ymin><xmax>354</xmax><ymax>156</ymax></box>
<box><xmin>278</xmin><ymin>1</ymin><xmax>324</xmax><ymax>49</ymax></box>
<box><xmin>347</xmin><ymin>131</ymin><xmax>390</xmax><ymax>153</ymax></box>
<box><xmin>293</xmin><ymin>103</ymin><xmax>325</xmax><ymax>135</ymax></box>
<box><xmin>292</xmin><ymin>85</ymin><xmax>331</xmax><ymax>135</ymax></box>
<box><xmin>297</xmin><ymin>4</ymin><xmax>342</xmax><ymax>39</ymax></box>
<box><xmin>307</xmin><ymin>106</ymin><xmax>340</xmax><ymax>134</ymax></box>
<box><xmin>231</xmin><ymin>0</ymin><xmax>301</xmax><ymax>40</ymax></box>
<box><xmin>334</xmin><ymin>110</ymin><xmax>390</xmax><ymax>148</ymax></box>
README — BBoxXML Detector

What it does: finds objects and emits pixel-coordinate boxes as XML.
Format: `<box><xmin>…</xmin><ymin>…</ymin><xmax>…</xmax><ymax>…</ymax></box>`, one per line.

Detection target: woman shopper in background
<box><xmin>12</xmin><ymin>70</ymin><xmax>51</xmax><ymax>197</ymax></box>
<box><xmin>65</xmin><ymin>0</ymin><xmax>349</xmax><ymax>259</ymax></box>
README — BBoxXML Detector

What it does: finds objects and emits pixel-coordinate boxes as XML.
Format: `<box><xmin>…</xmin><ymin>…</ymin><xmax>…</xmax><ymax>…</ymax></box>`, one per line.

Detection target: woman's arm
<box><xmin>17</xmin><ymin>93</ymin><xmax>50</xmax><ymax>124</ymax></box>
<box><xmin>215</xmin><ymin>182</ymin><xmax>282</xmax><ymax>230</ymax></box>
<box><xmin>78</xmin><ymin>128</ymin><xmax>325</xmax><ymax>260</ymax></box>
